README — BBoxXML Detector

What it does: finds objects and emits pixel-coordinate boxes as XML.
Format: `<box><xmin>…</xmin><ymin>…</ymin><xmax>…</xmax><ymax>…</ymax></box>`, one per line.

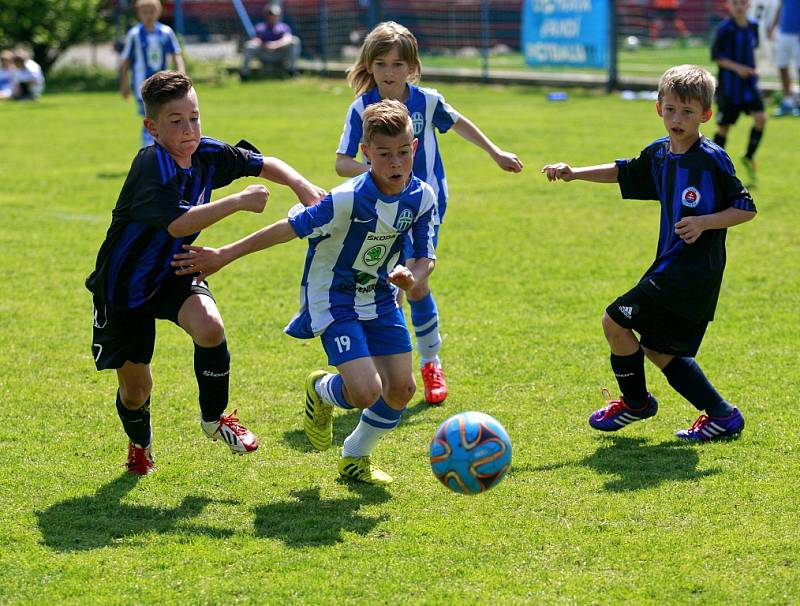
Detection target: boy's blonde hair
<box><xmin>658</xmin><ymin>64</ymin><xmax>716</xmax><ymax>111</ymax></box>
<box><xmin>135</xmin><ymin>0</ymin><xmax>162</xmax><ymax>11</ymax></box>
<box><xmin>346</xmin><ymin>21</ymin><xmax>422</xmax><ymax>97</ymax></box>
<box><xmin>362</xmin><ymin>99</ymin><xmax>413</xmax><ymax>144</ymax></box>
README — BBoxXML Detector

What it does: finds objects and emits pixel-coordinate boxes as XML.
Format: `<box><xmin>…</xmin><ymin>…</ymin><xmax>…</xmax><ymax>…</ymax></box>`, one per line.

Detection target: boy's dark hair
<box><xmin>658</xmin><ymin>64</ymin><xmax>716</xmax><ymax>111</ymax></box>
<box><xmin>362</xmin><ymin>99</ymin><xmax>413</xmax><ymax>143</ymax></box>
<box><xmin>141</xmin><ymin>71</ymin><xmax>194</xmax><ymax>119</ymax></box>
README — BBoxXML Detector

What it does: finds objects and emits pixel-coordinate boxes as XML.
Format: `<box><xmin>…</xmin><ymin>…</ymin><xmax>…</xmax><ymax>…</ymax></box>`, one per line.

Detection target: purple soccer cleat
<box><xmin>676</xmin><ymin>408</ymin><xmax>744</xmax><ymax>441</ymax></box>
<box><xmin>589</xmin><ymin>390</ymin><xmax>658</xmax><ymax>432</ymax></box>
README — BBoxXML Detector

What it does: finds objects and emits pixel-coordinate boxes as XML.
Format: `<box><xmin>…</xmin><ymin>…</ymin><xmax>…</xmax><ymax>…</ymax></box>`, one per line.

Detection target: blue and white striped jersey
<box><xmin>121</xmin><ymin>22</ymin><xmax>181</xmax><ymax>100</ymax></box>
<box><xmin>336</xmin><ymin>84</ymin><xmax>460</xmax><ymax>225</ymax></box>
<box><xmin>616</xmin><ymin>136</ymin><xmax>756</xmax><ymax>322</ymax></box>
<box><xmin>285</xmin><ymin>171</ymin><xmax>437</xmax><ymax>339</ymax></box>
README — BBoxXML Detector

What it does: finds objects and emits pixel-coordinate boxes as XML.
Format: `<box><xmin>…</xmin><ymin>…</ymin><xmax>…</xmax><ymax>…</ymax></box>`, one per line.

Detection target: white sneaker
<box><xmin>201</xmin><ymin>409</ymin><xmax>259</xmax><ymax>454</ymax></box>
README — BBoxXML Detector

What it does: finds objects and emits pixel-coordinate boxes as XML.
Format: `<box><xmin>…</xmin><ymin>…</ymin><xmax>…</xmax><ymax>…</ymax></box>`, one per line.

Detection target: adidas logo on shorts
<box><xmin>619</xmin><ymin>306</ymin><xmax>633</xmax><ymax>319</ymax></box>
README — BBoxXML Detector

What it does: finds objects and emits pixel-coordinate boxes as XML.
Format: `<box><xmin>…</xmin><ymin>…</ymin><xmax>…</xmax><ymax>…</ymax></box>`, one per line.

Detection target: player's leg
<box><xmin>741</xmin><ymin>109</ymin><xmax>765</xmax><ymax>187</ymax></box>
<box><xmin>240</xmin><ymin>39</ymin><xmax>261</xmax><ymax>79</ymax></box>
<box><xmin>774</xmin><ymin>33</ymin><xmax>796</xmax><ymax>116</ymax></box>
<box><xmin>169</xmin><ymin>282</ymin><xmax>258</xmax><ymax>454</ymax></box>
<box><xmin>91</xmin><ymin>294</ymin><xmax>157</xmax><ymax>474</ymax></box>
<box><xmin>713</xmin><ymin>121</ymin><xmax>731</xmax><ymax>149</ymax></box>
<box><xmin>588</xmin><ymin>287</ymin><xmax>659</xmax><ymax>431</ymax></box>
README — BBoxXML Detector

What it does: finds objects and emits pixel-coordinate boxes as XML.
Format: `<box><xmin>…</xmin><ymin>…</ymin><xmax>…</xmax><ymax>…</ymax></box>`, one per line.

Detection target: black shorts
<box><xmin>91</xmin><ymin>277</ymin><xmax>214</xmax><ymax>370</ymax></box>
<box><xmin>605</xmin><ymin>284</ymin><xmax>708</xmax><ymax>357</ymax></box>
<box><xmin>716</xmin><ymin>95</ymin><xmax>765</xmax><ymax>126</ymax></box>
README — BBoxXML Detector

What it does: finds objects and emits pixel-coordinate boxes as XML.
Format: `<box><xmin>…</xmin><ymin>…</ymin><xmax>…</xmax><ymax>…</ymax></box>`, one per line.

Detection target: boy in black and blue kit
<box><xmin>86</xmin><ymin>71</ymin><xmax>325</xmax><ymax>474</ymax></box>
<box><xmin>711</xmin><ymin>0</ymin><xmax>767</xmax><ymax>187</ymax></box>
<box><xmin>542</xmin><ymin>65</ymin><xmax>756</xmax><ymax>441</ymax></box>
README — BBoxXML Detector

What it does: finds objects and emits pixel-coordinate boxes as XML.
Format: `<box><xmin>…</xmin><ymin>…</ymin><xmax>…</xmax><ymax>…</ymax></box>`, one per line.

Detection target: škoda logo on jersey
<box><xmin>681</xmin><ymin>187</ymin><xmax>701</xmax><ymax>208</ymax></box>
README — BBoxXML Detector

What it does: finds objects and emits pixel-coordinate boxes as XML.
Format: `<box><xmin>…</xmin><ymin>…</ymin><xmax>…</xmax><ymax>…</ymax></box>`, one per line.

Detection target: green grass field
<box><xmin>1</xmin><ymin>78</ymin><xmax>798</xmax><ymax>605</ymax></box>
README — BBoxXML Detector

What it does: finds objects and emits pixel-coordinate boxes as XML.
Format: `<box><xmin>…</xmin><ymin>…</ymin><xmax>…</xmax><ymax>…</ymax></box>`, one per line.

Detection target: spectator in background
<box><xmin>240</xmin><ymin>4</ymin><xmax>301</xmax><ymax>80</ymax></box>
<box><xmin>768</xmin><ymin>0</ymin><xmax>800</xmax><ymax>116</ymax></box>
<box><xmin>0</xmin><ymin>50</ymin><xmax>14</xmax><ymax>100</ymax></box>
<box><xmin>10</xmin><ymin>50</ymin><xmax>45</xmax><ymax>100</ymax></box>
<box><xmin>650</xmin><ymin>0</ymin><xmax>689</xmax><ymax>46</ymax></box>
<box><xmin>120</xmin><ymin>0</ymin><xmax>185</xmax><ymax>147</ymax></box>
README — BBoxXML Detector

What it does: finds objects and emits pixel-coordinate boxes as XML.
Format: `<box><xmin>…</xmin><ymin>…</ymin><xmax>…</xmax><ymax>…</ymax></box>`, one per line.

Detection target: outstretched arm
<box><xmin>259</xmin><ymin>158</ymin><xmax>326</xmax><ymax>206</ymax></box>
<box><xmin>335</xmin><ymin>153</ymin><xmax>370</xmax><ymax>178</ymax></box>
<box><xmin>675</xmin><ymin>207</ymin><xmax>756</xmax><ymax>244</ymax></box>
<box><xmin>168</xmin><ymin>184</ymin><xmax>269</xmax><ymax>238</ymax></box>
<box><xmin>172</xmin><ymin>218</ymin><xmax>298</xmax><ymax>281</ymax></box>
<box><xmin>541</xmin><ymin>162</ymin><xmax>619</xmax><ymax>183</ymax></box>
<box><xmin>451</xmin><ymin>116</ymin><xmax>523</xmax><ymax>172</ymax></box>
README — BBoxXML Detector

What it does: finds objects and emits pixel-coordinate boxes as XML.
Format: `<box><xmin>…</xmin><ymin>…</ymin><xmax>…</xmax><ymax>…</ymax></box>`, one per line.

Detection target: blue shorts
<box><xmin>320</xmin><ymin>308</ymin><xmax>412</xmax><ymax>366</ymax></box>
<box><xmin>401</xmin><ymin>224</ymin><xmax>440</xmax><ymax>262</ymax></box>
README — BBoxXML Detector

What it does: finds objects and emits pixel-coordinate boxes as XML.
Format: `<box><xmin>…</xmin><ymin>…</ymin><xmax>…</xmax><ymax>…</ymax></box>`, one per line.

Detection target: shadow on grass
<box><xmin>253</xmin><ymin>483</ymin><xmax>390</xmax><ymax>547</ymax></box>
<box><xmin>36</xmin><ymin>474</ymin><xmax>235</xmax><ymax>552</ymax></box>
<box><xmin>525</xmin><ymin>437</ymin><xmax>719</xmax><ymax>492</ymax></box>
<box><xmin>96</xmin><ymin>171</ymin><xmax>129</xmax><ymax>179</ymax></box>
<box><xmin>282</xmin><ymin>398</ymin><xmax>435</xmax><ymax>452</ymax></box>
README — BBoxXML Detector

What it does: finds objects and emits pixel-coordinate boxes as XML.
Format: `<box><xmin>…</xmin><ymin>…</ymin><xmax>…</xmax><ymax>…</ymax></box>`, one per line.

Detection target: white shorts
<box><xmin>774</xmin><ymin>31</ymin><xmax>800</xmax><ymax>69</ymax></box>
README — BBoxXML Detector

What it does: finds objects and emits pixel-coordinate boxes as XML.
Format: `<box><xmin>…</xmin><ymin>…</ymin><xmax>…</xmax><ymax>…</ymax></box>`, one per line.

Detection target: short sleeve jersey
<box><xmin>86</xmin><ymin>137</ymin><xmax>263</xmax><ymax>309</ymax></box>
<box><xmin>615</xmin><ymin>136</ymin><xmax>756</xmax><ymax>322</ymax></box>
<box><xmin>284</xmin><ymin>172</ymin><xmax>437</xmax><ymax>338</ymax></box>
<box><xmin>336</xmin><ymin>84</ymin><xmax>460</xmax><ymax>224</ymax></box>
<box><xmin>122</xmin><ymin>22</ymin><xmax>181</xmax><ymax>100</ymax></box>
<box><xmin>711</xmin><ymin>18</ymin><xmax>760</xmax><ymax>107</ymax></box>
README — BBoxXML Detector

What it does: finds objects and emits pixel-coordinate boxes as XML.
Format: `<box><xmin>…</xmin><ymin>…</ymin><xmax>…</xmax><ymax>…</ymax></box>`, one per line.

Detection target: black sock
<box><xmin>195</xmin><ymin>340</ymin><xmax>230</xmax><ymax>422</ymax></box>
<box><xmin>661</xmin><ymin>357</ymin><xmax>733</xmax><ymax>415</ymax></box>
<box><xmin>116</xmin><ymin>391</ymin><xmax>152</xmax><ymax>447</ymax></box>
<box><xmin>610</xmin><ymin>348</ymin><xmax>648</xmax><ymax>408</ymax></box>
<box><xmin>745</xmin><ymin>126</ymin><xmax>764</xmax><ymax>159</ymax></box>
<box><xmin>713</xmin><ymin>132</ymin><xmax>727</xmax><ymax>148</ymax></box>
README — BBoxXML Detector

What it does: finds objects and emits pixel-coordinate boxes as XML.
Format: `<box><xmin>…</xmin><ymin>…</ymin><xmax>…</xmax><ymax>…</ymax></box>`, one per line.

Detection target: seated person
<box><xmin>11</xmin><ymin>50</ymin><xmax>44</xmax><ymax>100</ymax></box>
<box><xmin>240</xmin><ymin>4</ymin><xmax>301</xmax><ymax>79</ymax></box>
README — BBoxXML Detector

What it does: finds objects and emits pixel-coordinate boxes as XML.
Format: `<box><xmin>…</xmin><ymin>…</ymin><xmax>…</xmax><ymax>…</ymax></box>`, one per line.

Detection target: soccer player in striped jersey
<box><xmin>335</xmin><ymin>22</ymin><xmax>523</xmax><ymax>405</ymax></box>
<box><xmin>173</xmin><ymin>99</ymin><xmax>437</xmax><ymax>483</ymax></box>
<box><xmin>120</xmin><ymin>0</ymin><xmax>185</xmax><ymax>148</ymax></box>
<box><xmin>542</xmin><ymin>65</ymin><xmax>757</xmax><ymax>441</ymax></box>
<box><xmin>86</xmin><ymin>71</ymin><xmax>325</xmax><ymax>474</ymax></box>
<box><xmin>711</xmin><ymin>0</ymin><xmax>767</xmax><ymax>188</ymax></box>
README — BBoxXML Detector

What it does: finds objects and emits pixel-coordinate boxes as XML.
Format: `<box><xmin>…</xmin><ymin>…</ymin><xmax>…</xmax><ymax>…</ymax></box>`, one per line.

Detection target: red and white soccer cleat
<box><xmin>201</xmin><ymin>409</ymin><xmax>259</xmax><ymax>454</ymax></box>
<box><xmin>125</xmin><ymin>442</ymin><xmax>156</xmax><ymax>475</ymax></box>
<box><xmin>421</xmin><ymin>361</ymin><xmax>448</xmax><ymax>405</ymax></box>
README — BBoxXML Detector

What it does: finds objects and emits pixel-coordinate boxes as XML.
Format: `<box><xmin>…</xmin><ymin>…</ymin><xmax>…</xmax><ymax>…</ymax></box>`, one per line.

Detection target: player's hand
<box><xmin>541</xmin><ymin>163</ymin><xmax>575</xmax><ymax>182</ymax></box>
<box><xmin>738</xmin><ymin>66</ymin><xmax>756</xmax><ymax>78</ymax></box>
<box><xmin>238</xmin><ymin>184</ymin><xmax>269</xmax><ymax>213</ymax></box>
<box><xmin>674</xmin><ymin>216</ymin><xmax>707</xmax><ymax>244</ymax></box>
<box><xmin>294</xmin><ymin>181</ymin><xmax>327</xmax><ymax>207</ymax></box>
<box><xmin>494</xmin><ymin>150</ymin><xmax>524</xmax><ymax>173</ymax></box>
<box><xmin>387</xmin><ymin>264</ymin><xmax>415</xmax><ymax>290</ymax></box>
<box><xmin>172</xmin><ymin>245</ymin><xmax>226</xmax><ymax>281</ymax></box>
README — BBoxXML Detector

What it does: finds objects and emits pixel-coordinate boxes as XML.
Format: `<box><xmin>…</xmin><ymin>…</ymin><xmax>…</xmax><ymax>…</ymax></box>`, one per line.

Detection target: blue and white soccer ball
<box><xmin>429</xmin><ymin>411</ymin><xmax>512</xmax><ymax>495</ymax></box>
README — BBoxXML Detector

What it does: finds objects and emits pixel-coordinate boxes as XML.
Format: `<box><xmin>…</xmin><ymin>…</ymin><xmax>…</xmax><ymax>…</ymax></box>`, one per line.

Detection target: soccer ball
<box><xmin>624</xmin><ymin>35</ymin><xmax>640</xmax><ymax>51</ymax></box>
<box><xmin>429</xmin><ymin>411</ymin><xmax>512</xmax><ymax>495</ymax></box>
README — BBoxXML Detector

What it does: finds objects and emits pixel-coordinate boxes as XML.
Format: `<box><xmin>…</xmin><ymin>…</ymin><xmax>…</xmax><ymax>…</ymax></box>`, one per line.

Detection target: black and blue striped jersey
<box><xmin>615</xmin><ymin>136</ymin><xmax>756</xmax><ymax>323</ymax></box>
<box><xmin>711</xmin><ymin>18</ymin><xmax>760</xmax><ymax>107</ymax></box>
<box><xmin>86</xmin><ymin>137</ymin><xmax>263</xmax><ymax>309</ymax></box>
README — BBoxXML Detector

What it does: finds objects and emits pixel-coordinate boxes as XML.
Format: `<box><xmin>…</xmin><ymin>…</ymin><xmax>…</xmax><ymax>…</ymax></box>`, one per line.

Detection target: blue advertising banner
<box><xmin>522</xmin><ymin>0</ymin><xmax>610</xmax><ymax>68</ymax></box>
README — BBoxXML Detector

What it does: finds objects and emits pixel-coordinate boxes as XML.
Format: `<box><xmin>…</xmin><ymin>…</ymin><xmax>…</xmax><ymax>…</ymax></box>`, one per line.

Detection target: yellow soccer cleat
<box><xmin>303</xmin><ymin>370</ymin><xmax>333</xmax><ymax>451</ymax></box>
<box><xmin>338</xmin><ymin>454</ymin><xmax>394</xmax><ymax>485</ymax></box>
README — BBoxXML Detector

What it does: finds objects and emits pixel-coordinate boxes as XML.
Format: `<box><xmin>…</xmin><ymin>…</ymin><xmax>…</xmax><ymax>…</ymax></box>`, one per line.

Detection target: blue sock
<box><xmin>317</xmin><ymin>373</ymin><xmax>354</xmax><ymax>409</ymax></box>
<box><xmin>662</xmin><ymin>357</ymin><xmax>733</xmax><ymax>415</ymax></box>
<box><xmin>610</xmin><ymin>348</ymin><xmax>648</xmax><ymax>408</ymax></box>
<box><xmin>116</xmin><ymin>391</ymin><xmax>152</xmax><ymax>447</ymax></box>
<box><xmin>410</xmin><ymin>293</ymin><xmax>441</xmax><ymax>364</ymax></box>
<box><xmin>342</xmin><ymin>397</ymin><xmax>404</xmax><ymax>458</ymax></box>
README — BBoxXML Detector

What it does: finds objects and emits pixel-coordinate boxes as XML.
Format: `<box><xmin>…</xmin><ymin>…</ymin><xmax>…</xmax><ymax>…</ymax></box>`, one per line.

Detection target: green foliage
<box><xmin>0</xmin><ymin>0</ymin><xmax>111</xmax><ymax>74</ymax></box>
<box><xmin>0</xmin><ymin>80</ymin><xmax>798</xmax><ymax>605</ymax></box>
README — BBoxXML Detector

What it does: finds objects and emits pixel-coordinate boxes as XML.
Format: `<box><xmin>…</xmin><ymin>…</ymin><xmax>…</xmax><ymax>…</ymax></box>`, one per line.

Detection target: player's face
<box><xmin>727</xmin><ymin>0</ymin><xmax>749</xmax><ymax>20</ymax></box>
<box><xmin>360</xmin><ymin>129</ymin><xmax>418</xmax><ymax>196</ymax></box>
<box><xmin>136</xmin><ymin>3</ymin><xmax>160</xmax><ymax>26</ymax></box>
<box><xmin>369</xmin><ymin>46</ymin><xmax>412</xmax><ymax>100</ymax></box>
<box><xmin>145</xmin><ymin>88</ymin><xmax>201</xmax><ymax>167</ymax></box>
<box><xmin>656</xmin><ymin>92</ymin><xmax>712</xmax><ymax>153</ymax></box>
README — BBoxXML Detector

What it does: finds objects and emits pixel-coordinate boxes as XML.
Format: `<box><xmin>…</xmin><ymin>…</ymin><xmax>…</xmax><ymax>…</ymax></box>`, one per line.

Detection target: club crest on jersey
<box><xmin>395</xmin><ymin>209</ymin><xmax>414</xmax><ymax>232</ymax></box>
<box><xmin>681</xmin><ymin>187</ymin><xmax>701</xmax><ymax>208</ymax></box>
<box><xmin>411</xmin><ymin>112</ymin><xmax>424</xmax><ymax>135</ymax></box>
